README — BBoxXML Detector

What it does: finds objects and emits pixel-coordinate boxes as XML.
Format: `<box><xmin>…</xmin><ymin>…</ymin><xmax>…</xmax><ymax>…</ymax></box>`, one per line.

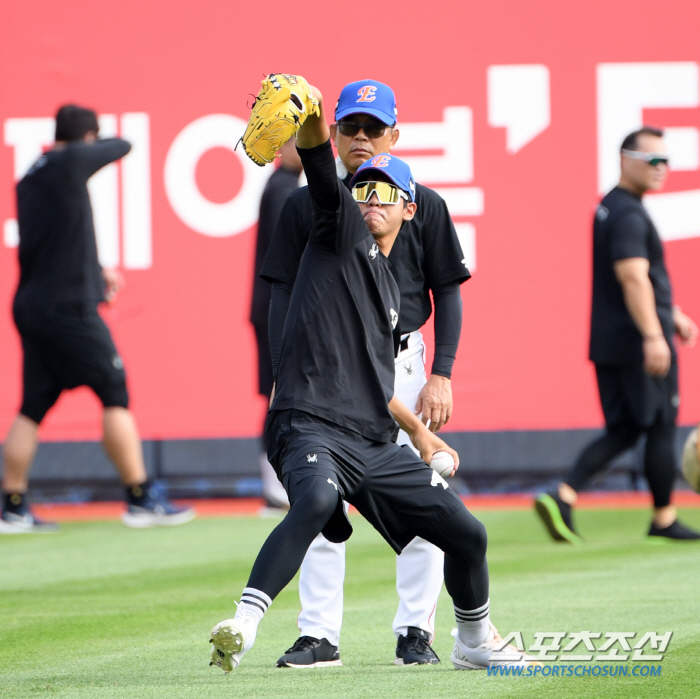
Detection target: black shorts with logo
<box><xmin>14</xmin><ymin>304</ymin><xmax>129</xmax><ymax>423</ymax></box>
<box><xmin>265</xmin><ymin>408</ymin><xmax>464</xmax><ymax>553</ymax></box>
<box><xmin>596</xmin><ymin>362</ymin><xmax>678</xmax><ymax>430</ymax></box>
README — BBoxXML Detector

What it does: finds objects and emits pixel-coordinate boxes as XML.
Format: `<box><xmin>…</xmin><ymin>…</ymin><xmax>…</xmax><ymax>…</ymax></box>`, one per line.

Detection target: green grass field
<box><xmin>2</xmin><ymin>507</ymin><xmax>699</xmax><ymax>699</ymax></box>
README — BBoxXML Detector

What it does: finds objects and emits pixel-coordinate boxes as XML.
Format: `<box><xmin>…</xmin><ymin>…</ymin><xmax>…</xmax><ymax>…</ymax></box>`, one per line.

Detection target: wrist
<box><xmin>643</xmin><ymin>333</ymin><xmax>664</xmax><ymax>341</ymax></box>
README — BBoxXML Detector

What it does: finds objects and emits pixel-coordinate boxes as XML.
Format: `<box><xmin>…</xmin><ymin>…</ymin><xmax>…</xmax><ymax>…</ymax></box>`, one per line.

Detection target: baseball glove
<box><xmin>239</xmin><ymin>74</ymin><xmax>319</xmax><ymax>166</ymax></box>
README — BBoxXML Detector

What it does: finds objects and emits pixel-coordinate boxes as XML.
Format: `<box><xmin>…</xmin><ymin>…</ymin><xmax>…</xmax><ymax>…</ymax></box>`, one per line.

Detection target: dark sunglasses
<box><xmin>337</xmin><ymin>120</ymin><xmax>389</xmax><ymax>139</ymax></box>
<box><xmin>621</xmin><ymin>149</ymin><xmax>670</xmax><ymax>167</ymax></box>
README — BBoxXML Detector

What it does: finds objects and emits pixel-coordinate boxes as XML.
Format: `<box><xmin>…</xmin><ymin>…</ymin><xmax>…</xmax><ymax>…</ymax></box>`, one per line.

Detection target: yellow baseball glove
<box><xmin>239</xmin><ymin>74</ymin><xmax>319</xmax><ymax>166</ymax></box>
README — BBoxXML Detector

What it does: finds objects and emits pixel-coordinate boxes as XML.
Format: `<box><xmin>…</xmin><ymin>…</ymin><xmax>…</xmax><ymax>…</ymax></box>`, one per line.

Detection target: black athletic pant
<box><xmin>247</xmin><ymin>474</ymin><xmax>489</xmax><ymax>611</ymax></box>
<box><xmin>565</xmin><ymin>422</ymin><xmax>676</xmax><ymax>508</ymax></box>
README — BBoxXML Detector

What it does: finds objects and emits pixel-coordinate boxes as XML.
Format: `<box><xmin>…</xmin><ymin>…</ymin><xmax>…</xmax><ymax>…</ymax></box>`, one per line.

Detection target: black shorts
<box><xmin>265</xmin><ymin>409</ymin><xmax>464</xmax><ymax>553</ymax></box>
<box><xmin>595</xmin><ymin>362</ymin><xmax>678</xmax><ymax>430</ymax></box>
<box><xmin>14</xmin><ymin>304</ymin><xmax>129</xmax><ymax>423</ymax></box>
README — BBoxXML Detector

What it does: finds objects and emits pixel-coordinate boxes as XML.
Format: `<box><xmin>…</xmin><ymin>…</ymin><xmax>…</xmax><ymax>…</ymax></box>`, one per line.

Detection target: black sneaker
<box><xmin>395</xmin><ymin>627</ymin><xmax>440</xmax><ymax>665</ymax></box>
<box><xmin>276</xmin><ymin>636</ymin><xmax>342</xmax><ymax>668</ymax></box>
<box><xmin>122</xmin><ymin>484</ymin><xmax>195</xmax><ymax>528</ymax></box>
<box><xmin>0</xmin><ymin>509</ymin><xmax>58</xmax><ymax>534</ymax></box>
<box><xmin>534</xmin><ymin>492</ymin><xmax>582</xmax><ymax>544</ymax></box>
<box><xmin>648</xmin><ymin>519</ymin><xmax>700</xmax><ymax>542</ymax></box>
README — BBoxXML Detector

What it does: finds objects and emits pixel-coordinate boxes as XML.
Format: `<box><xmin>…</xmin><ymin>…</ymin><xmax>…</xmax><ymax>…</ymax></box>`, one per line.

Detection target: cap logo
<box><xmin>369</xmin><ymin>155</ymin><xmax>391</xmax><ymax>168</ymax></box>
<box><xmin>356</xmin><ymin>85</ymin><xmax>378</xmax><ymax>103</ymax></box>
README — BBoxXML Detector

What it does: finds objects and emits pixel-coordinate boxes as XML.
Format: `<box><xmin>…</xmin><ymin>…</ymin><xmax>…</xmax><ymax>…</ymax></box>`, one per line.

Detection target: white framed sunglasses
<box><xmin>351</xmin><ymin>181</ymin><xmax>408</xmax><ymax>205</ymax></box>
<box><xmin>621</xmin><ymin>149</ymin><xmax>670</xmax><ymax>167</ymax></box>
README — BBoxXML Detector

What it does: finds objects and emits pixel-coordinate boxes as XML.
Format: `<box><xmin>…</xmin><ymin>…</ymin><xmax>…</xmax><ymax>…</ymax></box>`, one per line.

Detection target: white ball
<box><xmin>429</xmin><ymin>450</ymin><xmax>455</xmax><ymax>478</ymax></box>
<box><xmin>682</xmin><ymin>427</ymin><xmax>700</xmax><ymax>493</ymax></box>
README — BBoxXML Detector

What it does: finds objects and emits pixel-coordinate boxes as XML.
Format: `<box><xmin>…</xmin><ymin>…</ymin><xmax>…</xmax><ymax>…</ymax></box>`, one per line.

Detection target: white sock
<box><xmin>235</xmin><ymin>587</ymin><xmax>272</xmax><ymax>630</ymax></box>
<box><xmin>454</xmin><ymin>599</ymin><xmax>491</xmax><ymax>647</ymax></box>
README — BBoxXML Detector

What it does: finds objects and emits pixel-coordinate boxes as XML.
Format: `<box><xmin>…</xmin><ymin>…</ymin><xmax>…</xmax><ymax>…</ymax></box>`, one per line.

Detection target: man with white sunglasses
<box><xmin>535</xmin><ymin>126</ymin><xmax>699</xmax><ymax>543</ymax></box>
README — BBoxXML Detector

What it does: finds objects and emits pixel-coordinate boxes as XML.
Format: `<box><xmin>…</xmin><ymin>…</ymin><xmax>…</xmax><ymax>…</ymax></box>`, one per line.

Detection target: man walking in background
<box><xmin>261</xmin><ymin>80</ymin><xmax>469</xmax><ymax>666</ymax></box>
<box><xmin>250</xmin><ymin>139</ymin><xmax>303</xmax><ymax>514</ymax></box>
<box><xmin>535</xmin><ymin>127</ymin><xmax>699</xmax><ymax>543</ymax></box>
<box><xmin>0</xmin><ymin>104</ymin><xmax>195</xmax><ymax>533</ymax></box>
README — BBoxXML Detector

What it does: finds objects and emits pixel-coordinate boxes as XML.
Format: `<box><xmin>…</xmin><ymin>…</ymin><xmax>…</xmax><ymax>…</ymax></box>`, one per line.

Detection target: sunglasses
<box><xmin>337</xmin><ymin>120</ymin><xmax>389</xmax><ymax>139</ymax></box>
<box><xmin>351</xmin><ymin>181</ymin><xmax>408</xmax><ymax>205</ymax></box>
<box><xmin>621</xmin><ymin>149</ymin><xmax>670</xmax><ymax>167</ymax></box>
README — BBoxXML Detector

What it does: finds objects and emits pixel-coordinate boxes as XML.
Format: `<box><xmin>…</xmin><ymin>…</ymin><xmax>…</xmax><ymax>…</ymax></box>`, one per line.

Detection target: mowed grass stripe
<box><xmin>1</xmin><ymin>509</ymin><xmax>698</xmax><ymax>698</ymax></box>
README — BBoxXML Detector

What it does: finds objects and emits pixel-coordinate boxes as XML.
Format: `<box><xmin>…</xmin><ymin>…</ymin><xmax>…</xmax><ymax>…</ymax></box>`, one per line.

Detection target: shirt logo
<box><xmin>112</xmin><ymin>354</ymin><xmax>124</xmax><ymax>370</ymax></box>
<box><xmin>596</xmin><ymin>205</ymin><xmax>609</xmax><ymax>221</ymax></box>
<box><xmin>390</xmin><ymin>308</ymin><xmax>399</xmax><ymax>329</ymax></box>
<box><xmin>356</xmin><ymin>85</ymin><xmax>377</xmax><ymax>102</ymax></box>
<box><xmin>306</xmin><ymin>453</ymin><xmax>318</xmax><ymax>463</ymax></box>
<box><xmin>368</xmin><ymin>242</ymin><xmax>379</xmax><ymax>259</ymax></box>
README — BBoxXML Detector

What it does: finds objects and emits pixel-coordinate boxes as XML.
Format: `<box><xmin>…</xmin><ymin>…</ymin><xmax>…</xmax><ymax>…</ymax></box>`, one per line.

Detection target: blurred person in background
<box><xmin>250</xmin><ymin>139</ymin><xmax>303</xmax><ymax>514</ymax></box>
<box><xmin>0</xmin><ymin>104</ymin><xmax>195</xmax><ymax>533</ymax></box>
<box><xmin>535</xmin><ymin>127</ymin><xmax>699</xmax><ymax>543</ymax></box>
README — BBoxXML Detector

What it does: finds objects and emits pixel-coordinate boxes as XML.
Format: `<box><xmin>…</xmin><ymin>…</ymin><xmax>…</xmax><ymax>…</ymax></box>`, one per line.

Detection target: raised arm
<box><xmin>295</xmin><ymin>85</ymin><xmax>329</xmax><ymax>149</ymax></box>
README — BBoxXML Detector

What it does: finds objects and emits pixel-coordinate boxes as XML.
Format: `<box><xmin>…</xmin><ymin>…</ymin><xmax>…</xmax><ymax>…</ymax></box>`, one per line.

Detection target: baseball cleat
<box><xmin>534</xmin><ymin>492</ymin><xmax>582</xmax><ymax>544</ymax></box>
<box><xmin>450</xmin><ymin>625</ymin><xmax>541</xmax><ymax>670</ymax></box>
<box><xmin>209</xmin><ymin>616</ymin><xmax>257</xmax><ymax>673</ymax></box>
<box><xmin>276</xmin><ymin>636</ymin><xmax>342</xmax><ymax>668</ymax></box>
<box><xmin>394</xmin><ymin>627</ymin><xmax>440</xmax><ymax>665</ymax></box>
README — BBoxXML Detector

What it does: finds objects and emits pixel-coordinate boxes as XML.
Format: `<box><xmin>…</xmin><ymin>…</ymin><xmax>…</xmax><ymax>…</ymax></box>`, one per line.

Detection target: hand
<box><xmin>412</xmin><ymin>425</ymin><xmax>460</xmax><ymax>474</ymax></box>
<box><xmin>673</xmin><ymin>308</ymin><xmax>698</xmax><ymax>347</ymax></box>
<box><xmin>414</xmin><ymin>374</ymin><xmax>452</xmax><ymax>432</ymax></box>
<box><xmin>643</xmin><ymin>335</ymin><xmax>671</xmax><ymax>377</ymax></box>
<box><xmin>102</xmin><ymin>268</ymin><xmax>124</xmax><ymax>303</ymax></box>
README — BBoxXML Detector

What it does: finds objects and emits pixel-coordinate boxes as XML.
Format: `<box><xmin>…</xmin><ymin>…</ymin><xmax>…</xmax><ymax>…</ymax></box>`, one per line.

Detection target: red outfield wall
<box><xmin>1</xmin><ymin>0</ymin><xmax>699</xmax><ymax>443</ymax></box>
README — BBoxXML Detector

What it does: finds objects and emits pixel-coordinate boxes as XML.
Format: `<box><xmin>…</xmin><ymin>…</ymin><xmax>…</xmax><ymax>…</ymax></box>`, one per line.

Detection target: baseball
<box><xmin>429</xmin><ymin>450</ymin><xmax>455</xmax><ymax>478</ymax></box>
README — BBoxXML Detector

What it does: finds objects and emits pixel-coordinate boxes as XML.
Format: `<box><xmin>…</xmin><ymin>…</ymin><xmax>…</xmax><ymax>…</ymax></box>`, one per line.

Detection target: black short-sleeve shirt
<box><xmin>270</xmin><ymin>141</ymin><xmax>400</xmax><ymax>443</ymax></box>
<box><xmin>13</xmin><ymin>138</ymin><xmax>131</xmax><ymax>313</ymax></box>
<box><xmin>589</xmin><ymin>186</ymin><xmax>674</xmax><ymax>366</ymax></box>
<box><xmin>261</xmin><ymin>174</ymin><xmax>470</xmax><ymax>333</ymax></box>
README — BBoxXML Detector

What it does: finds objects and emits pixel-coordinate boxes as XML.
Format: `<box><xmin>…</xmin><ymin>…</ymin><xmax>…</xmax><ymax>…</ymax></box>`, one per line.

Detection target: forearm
<box><xmin>431</xmin><ymin>283</ymin><xmax>462</xmax><ymax>378</ymax></box>
<box><xmin>296</xmin><ymin>86</ymin><xmax>329</xmax><ymax>149</ymax></box>
<box><xmin>620</xmin><ymin>276</ymin><xmax>664</xmax><ymax>338</ymax></box>
<box><xmin>389</xmin><ymin>396</ymin><xmax>424</xmax><ymax>437</ymax></box>
<box><xmin>268</xmin><ymin>282</ymin><xmax>292</xmax><ymax>380</ymax></box>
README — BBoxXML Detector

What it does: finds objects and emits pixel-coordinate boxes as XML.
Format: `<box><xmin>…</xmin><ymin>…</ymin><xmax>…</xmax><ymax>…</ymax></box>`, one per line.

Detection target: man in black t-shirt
<box><xmin>250</xmin><ymin>139</ymin><xmax>302</xmax><ymax>512</ymax></box>
<box><xmin>0</xmin><ymin>104</ymin><xmax>194</xmax><ymax>533</ymax></box>
<box><xmin>535</xmin><ymin>126</ymin><xmax>699</xmax><ymax>543</ymax></box>
<box><xmin>262</xmin><ymin>79</ymin><xmax>469</xmax><ymax>668</ymax></box>
<box><xmin>209</xmin><ymin>79</ymin><xmax>536</xmax><ymax>674</ymax></box>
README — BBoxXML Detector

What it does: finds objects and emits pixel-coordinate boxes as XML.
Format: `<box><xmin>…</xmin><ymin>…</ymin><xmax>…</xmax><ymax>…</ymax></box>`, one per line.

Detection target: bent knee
<box><xmin>290</xmin><ymin>476</ymin><xmax>340</xmax><ymax>521</ymax></box>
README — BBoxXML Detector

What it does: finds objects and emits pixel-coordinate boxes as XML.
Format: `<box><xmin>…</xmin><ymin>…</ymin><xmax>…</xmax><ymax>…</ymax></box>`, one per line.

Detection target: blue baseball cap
<box><xmin>335</xmin><ymin>80</ymin><xmax>397</xmax><ymax>126</ymax></box>
<box><xmin>349</xmin><ymin>153</ymin><xmax>416</xmax><ymax>202</ymax></box>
